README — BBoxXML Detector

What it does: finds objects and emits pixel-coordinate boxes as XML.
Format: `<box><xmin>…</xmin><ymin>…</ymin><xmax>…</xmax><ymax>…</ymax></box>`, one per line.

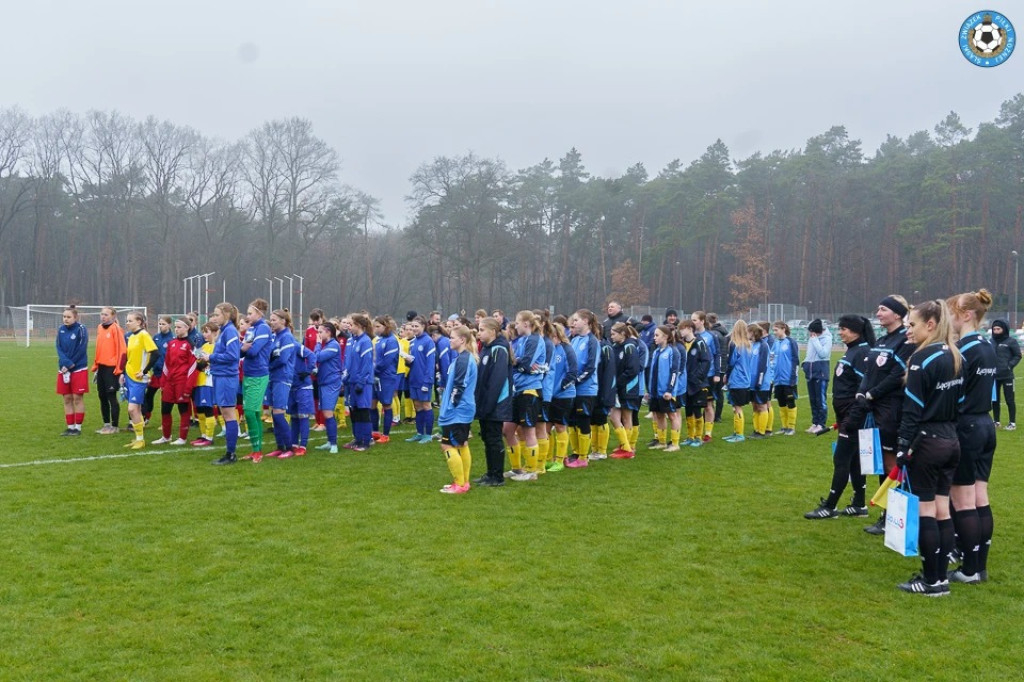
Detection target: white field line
<box><xmin>0</xmin><ymin>426</ymin><xmax>420</xmax><ymax>469</ymax></box>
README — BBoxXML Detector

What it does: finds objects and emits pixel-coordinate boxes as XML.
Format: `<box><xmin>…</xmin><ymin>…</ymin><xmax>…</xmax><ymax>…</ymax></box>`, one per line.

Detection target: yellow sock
<box><xmin>578</xmin><ymin>433</ymin><xmax>591</xmax><ymax>459</ymax></box>
<box><xmin>614</xmin><ymin>426</ymin><xmax>632</xmax><ymax>451</ymax></box>
<box><xmin>656</xmin><ymin>428</ymin><xmax>666</xmax><ymax>444</ymax></box>
<box><xmin>704</xmin><ymin>417</ymin><xmax>714</xmax><ymax>437</ymax></box>
<box><xmin>514</xmin><ymin>441</ymin><xmax>524</xmax><ymax>467</ymax></box>
<box><xmin>629</xmin><ymin>425</ymin><xmax>640</xmax><ymax>449</ymax></box>
<box><xmin>524</xmin><ymin>445</ymin><xmax>539</xmax><ymax>473</ymax></box>
<box><xmin>238</xmin><ymin>412</ymin><xmax>247</xmax><ymax>433</ymax></box>
<box><xmin>733</xmin><ymin>413</ymin><xmax>744</xmax><ymax>436</ymax></box>
<box><xmin>788</xmin><ymin>407</ymin><xmax>799</xmax><ymax>430</ymax></box>
<box><xmin>217</xmin><ymin>414</ymin><xmax>225</xmax><ymax>428</ymax></box>
<box><xmin>568</xmin><ymin>427</ymin><xmax>580</xmax><ymax>455</ymax></box>
<box><xmin>537</xmin><ymin>438</ymin><xmax>550</xmax><ymax>466</ymax></box>
<box><xmin>508</xmin><ymin>445</ymin><xmax>521</xmax><ymax>470</ymax></box>
<box><xmin>686</xmin><ymin>415</ymin><xmax>696</xmax><ymax>440</ymax></box>
<box><xmin>205</xmin><ymin>415</ymin><xmax>216</xmax><ymax>439</ymax></box>
<box><xmin>445</xmin><ymin>449</ymin><xmax>465</xmax><ymax>486</ymax></box>
<box><xmin>694</xmin><ymin>417</ymin><xmax>704</xmax><ymax>440</ymax></box>
<box><xmin>669</xmin><ymin>428</ymin><xmax>680</xmax><ymax>447</ymax></box>
<box><xmin>133</xmin><ymin>420</ymin><xmax>145</xmax><ymax>440</ymax></box>
<box><xmin>555</xmin><ymin>430</ymin><xmax>569</xmax><ymax>462</ymax></box>
<box><xmin>759</xmin><ymin>410</ymin><xmax>769</xmax><ymax>434</ymax></box>
<box><xmin>404</xmin><ymin>397</ymin><xmax>415</xmax><ymax>419</ymax></box>
<box><xmin>766</xmin><ymin>406</ymin><xmax>775</xmax><ymax>433</ymax></box>
<box><xmin>458</xmin><ymin>444</ymin><xmax>472</xmax><ymax>483</ymax></box>
<box><xmin>596</xmin><ymin>423</ymin><xmax>610</xmax><ymax>454</ymax></box>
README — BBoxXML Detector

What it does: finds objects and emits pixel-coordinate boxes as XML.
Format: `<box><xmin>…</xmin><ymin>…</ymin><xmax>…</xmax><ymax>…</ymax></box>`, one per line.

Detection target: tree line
<box><xmin>2</xmin><ymin>94</ymin><xmax>1024</xmax><ymax>319</ymax></box>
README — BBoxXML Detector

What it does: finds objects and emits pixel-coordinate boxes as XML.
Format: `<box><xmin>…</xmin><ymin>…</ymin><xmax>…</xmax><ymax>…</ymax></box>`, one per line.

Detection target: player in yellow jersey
<box><xmin>123</xmin><ymin>312</ymin><xmax>159</xmax><ymax>449</ymax></box>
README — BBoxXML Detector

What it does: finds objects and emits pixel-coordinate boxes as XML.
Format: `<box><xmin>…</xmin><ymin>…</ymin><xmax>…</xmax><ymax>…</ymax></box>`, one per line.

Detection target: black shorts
<box><xmin>954</xmin><ymin>414</ymin><xmax>996</xmax><ymax>485</ymax></box>
<box><xmin>617</xmin><ymin>395</ymin><xmax>640</xmax><ymax>412</ymax></box>
<box><xmin>512</xmin><ymin>393</ymin><xmax>540</xmax><ymax>427</ymax></box>
<box><xmin>752</xmin><ymin>390</ymin><xmax>771</xmax><ymax>405</ymax></box>
<box><xmin>96</xmin><ymin>365</ymin><xmax>119</xmax><ymax>395</ymax></box>
<box><xmin>441</xmin><ymin>423</ymin><xmax>471</xmax><ymax>447</ymax></box>
<box><xmin>649</xmin><ymin>396</ymin><xmax>678</xmax><ymax>413</ymax></box>
<box><xmin>686</xmin><ymin>387</ymin><xmax>709</xmax><ymax>411</ymax></box>
<box><xmin>540</xmin><ymin>401</ymin><xmax>551</xmax><ymax>423</ymax></box>
<box><xmin>870</xmin><ymin>399</ymin><xmax>901</xmax><ymax>453</ymax></box>
<box><xmin>906</xmin><ymin>436</ymin><xmax>960</xmax><ymax>502</ymax></box>
<box><xmin>549</xmin><ymin>398</ymin><xmax>573</xmax><ymax>425</ymax></box>
<box><xmin>590</xmin><ymin>404</ymin><xmax>611</xmax><ymax>426</ymax></box>
<box><xmin>774</xmin><ymin>384</ymin><xmax>796</xmax><ymax>406</ymax></box>
<box><xmin>728</xmin><ymin>388</ymin><xmax>751</xmax><ymax>407</ymax></box>
<box><xmin>571</xmin><ymin>396</ymin><xmax>595</xmax><ymax>426</ymax></box>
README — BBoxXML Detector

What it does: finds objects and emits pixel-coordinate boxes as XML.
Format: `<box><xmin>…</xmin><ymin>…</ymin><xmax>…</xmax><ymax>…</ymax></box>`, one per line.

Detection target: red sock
<box><xmin>75</xmin><ymin>412</ymin><xmax>85</xmax><ymax>425</ymax></box>
<box><xmin>179</xmin><ymin>407</ymin><xmax>191</xmax><ymax>440</ymax></box>
<box><xmin>162</xmin><ymin>414</ymin><xmax>173</xmax><ymax>439</ymax></box>
<box><xmin>65</xmin><ymin>414</ymin><xmax>74</xmax><ymax>426</ymax></box>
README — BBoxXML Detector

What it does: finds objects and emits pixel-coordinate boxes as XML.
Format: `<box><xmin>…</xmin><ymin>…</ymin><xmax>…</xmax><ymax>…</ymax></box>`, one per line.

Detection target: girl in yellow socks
<box><xmin>609</xmin><ymin>322</ymin><xmax>641</xmax><ymax>458</ymax></box>
<box><xmin>123</xmin><ymin>312</ymin><xmax>159</xmax><ymax>449</ymax></box>
<box><xmin>724</xmin><ymin>320</ymin><xmax>754</xmax><ymax>443</ymax></box>
<box><xmin>771</xmin><ymin>322</ymin><xmax>800</xmax><ymax>435</ymax></box>
<box><xmin>566</xmin><ymin>310</ymin><xmax>601</xmax><ymax>468</ymax></box>
<box><xmin>438</xmin><ymin>328</ymin><xmax>479</xmax><ymax>493</ymax></box>
<box><xmin>546</xmin><ymin>321</ymin><xmax>578</xmax><ymax>471</ymax></box>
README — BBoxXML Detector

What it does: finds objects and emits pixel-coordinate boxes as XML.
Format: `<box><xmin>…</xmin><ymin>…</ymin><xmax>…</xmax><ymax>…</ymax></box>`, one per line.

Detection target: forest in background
<box><xmin>2</xmin><ymin>93</ymin><xmax>1024</xmax><ymax>319</ymax></box>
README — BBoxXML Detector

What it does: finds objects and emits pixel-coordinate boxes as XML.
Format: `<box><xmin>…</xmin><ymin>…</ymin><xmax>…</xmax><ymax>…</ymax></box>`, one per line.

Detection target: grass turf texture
<box><xmin>1</xmin><ymin>342</ymin><xmax>1023</xmax><ymax>681</ymax></box>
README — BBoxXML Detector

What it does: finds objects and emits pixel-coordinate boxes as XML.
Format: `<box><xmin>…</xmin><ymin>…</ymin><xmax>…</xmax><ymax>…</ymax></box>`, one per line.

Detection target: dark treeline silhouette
<box><xmin>2</xmin><ymin>94</ymin><xmax>1024</xmax><ymax>318</ymax></box>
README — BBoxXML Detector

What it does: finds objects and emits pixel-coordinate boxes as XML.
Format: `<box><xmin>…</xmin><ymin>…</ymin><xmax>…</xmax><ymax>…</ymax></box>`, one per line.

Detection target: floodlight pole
<box><xmin>1013</xmin><ymin>250</ymin><xmax>1019</xmax><ymax>330</ymax></box>
<box><xmin>274</xmin><ymin>277</ymin><xmax>284</xmax><ymax>313</ymax></box>
<box><xmin>202</xmin><ymin>272</ymin><xmax>215</xmax><ymax>317</ymax></box>
<box><xmin>265</xmin><ymin>278</ymin><xmax>274</xmax><ymax>311</ymax></box>
<box><xmin>292</xmin><ymin>274</ymin><xmax>304</xmax><ymax>322</ymax></box>
<box><xmin>282</xmin><ymin>275</ymin><xmax>294</xmax><ymax>315</ymax></box>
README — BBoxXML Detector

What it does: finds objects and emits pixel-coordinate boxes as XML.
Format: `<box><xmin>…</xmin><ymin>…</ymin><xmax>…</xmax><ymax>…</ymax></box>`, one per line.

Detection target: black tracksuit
<box><xmin>476</xmin><ymin>337</ymin><xmax>513</xmax><ymax>480</ymax></box>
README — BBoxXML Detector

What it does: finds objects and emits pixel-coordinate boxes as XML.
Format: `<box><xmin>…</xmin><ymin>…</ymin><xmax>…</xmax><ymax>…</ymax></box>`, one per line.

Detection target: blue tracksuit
<box><xmin>315</xmin><ymin>339</ymin><xmax>343</xmax><ymax>387</ymax></box>
<box><xmin>56</xmin><ymin>321</ymin><xmax>89</xmax><ymax>371</ymax></box>
<box><xmin>269</xmin><ymin>328</ymin><xmax>297</xmax><ymax>384</ymax></box>
<box><xmin>552</xmin><ymin>341</ymin><xmax>578</xmax><ymax>400</ymax></box>
<box><xmin>649</xmin><ymin>345</ymin><xmax>680</xmax><ymax>397</ymax></box>
<box><xmin>344</xmin><ymin>331</ymin><xmax>374</xmax><ymax>409</ymax></box>
<box><xmin>773</xmin><ymin>336</ymin><xmax>799</xmax><ymax>387</ymax></box>
<box><xmin>439</xmin><ymin>350</ymin><xmax>478</xmax><ymax>426</ymax></box>
<box><xmin>209</xmin><ymin>321</ymin><xmax>240</xmax><ymax>377</ymax></box>
<box><xmin>571</xmin><ymin>333</ymin><xmax>600</xmax><ymax>397</ymax></box>
<box><xmin>408</xmin><ymin>332</ymin><xmax>436</xmax><ymax>398</ymax></box>
<box><xmin>151</xmin><ymin>330</ymin><xmax>174</xmax><ymax>377</ymax></box>
<box><xmin>512</xmin><ymin>333</ymin><xmax>546</xmax><ymax>393</ymax></box>
<box><xmin>241</xmin><ymin>317</ymin><xmax>272</xmax><ymax>378</ymax></box>
<box><xmin>540</xmin><ymin>336</ymin><xmax>556</xmax><ymax>402</ymax></box>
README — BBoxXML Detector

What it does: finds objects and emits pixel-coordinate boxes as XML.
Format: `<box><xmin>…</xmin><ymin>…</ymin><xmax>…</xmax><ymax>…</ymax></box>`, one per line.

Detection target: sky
<box><xmin>4</xmin><ymin>0</ymin><xmax>1022</xmax><ymax>223</ymax></box>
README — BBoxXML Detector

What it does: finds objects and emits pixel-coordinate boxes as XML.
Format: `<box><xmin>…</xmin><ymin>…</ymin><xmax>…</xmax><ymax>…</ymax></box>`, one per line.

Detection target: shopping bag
<box><xmin>884</xmin><ymin>473</ymin><xmax>919</xmax><ymax>557</ymax></box>
<box><xmin>858</xmin><ymin>414</ymin><xmax>883</xmax><ymax>475</ymax></box>
<box><xmin>869</xmin><ymin>466</ymin><xmax>904</xmax><ymax>509</ymax></box>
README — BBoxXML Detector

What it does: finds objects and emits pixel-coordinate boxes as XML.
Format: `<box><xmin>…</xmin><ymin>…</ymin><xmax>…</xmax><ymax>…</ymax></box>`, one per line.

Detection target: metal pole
<box><xmin>275</xmin><ymin>277</ymin><xmax>284</xmax><ymax>312</ymax></box>
<box><xmin>1013</xmin><ymin>251</ymin><xmax>1019</xmax><ymax>330</ymax></box>
<box><xmin>183</xmin><ymin>277</ymin><xmax>188</xmax><ymax>317</ymax></box>
<box><xmin>292</xmin><ymin>274</ymin><xmax>303</xmax><ymax>322</ymax></box>
<box><xmin>25</xmin><ymin>304</ymin><xmax>30</xmax><ymax>348</ymax></box>
<box><xmin>223</xmin><ymin>279</ymin><xmax>227</xmax><ymax>306</ymax></box>
<box><xmin>265</xmin><ymin>278</ymin><xmax>274</xmax><ymax>311</ymax></box>
<box><xmin>202</xmin><ymin>272</ymin><xmax>215</xmax><ymax>317</ymax></box>
<box><xmin>283</xmin><ymin>275</ymin><xmax>294</xmax><ymax>314</ymax></box>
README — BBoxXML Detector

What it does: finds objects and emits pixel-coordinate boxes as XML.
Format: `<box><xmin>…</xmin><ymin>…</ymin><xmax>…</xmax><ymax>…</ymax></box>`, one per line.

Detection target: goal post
<box><xmin>7</xmin><ymin>304</ymin><xmax>148</xmax><ymax>348</ymax></box>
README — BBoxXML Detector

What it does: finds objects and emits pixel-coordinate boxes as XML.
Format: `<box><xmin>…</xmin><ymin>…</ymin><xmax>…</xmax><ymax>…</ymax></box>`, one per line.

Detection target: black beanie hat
<box><xmin>808</xmin><ymin>319</ymin><xmax>824</xmax><ymax>334</ymax></box>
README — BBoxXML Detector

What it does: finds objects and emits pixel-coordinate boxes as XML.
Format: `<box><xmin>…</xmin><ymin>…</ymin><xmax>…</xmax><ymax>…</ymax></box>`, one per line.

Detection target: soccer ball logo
<box><xmin>971</xmin><ymin>15</ymin><xmax>1005</xmax><ymax>56</ymax></box>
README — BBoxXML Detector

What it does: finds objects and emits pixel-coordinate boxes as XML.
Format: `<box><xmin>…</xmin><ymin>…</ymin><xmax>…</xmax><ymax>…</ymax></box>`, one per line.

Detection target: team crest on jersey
<box><xmin>876</xmin><ymin>354</ymin><xmax>888</xmax><ymax>367</ymax></box>
<box><xmin>482</xmin><ymin>356</ymin><xmax>489</xmax><ymax>365</ymax></box>
<box><xmin>70</xmin><ymin>334</ymin><xmax>77</xmax><ymax>340</ymax></box>
<box><xmin>618</xmin><ymin>351</ymin><xmax>624</xmax><ymax>360</ymax></box>
<box><xmin>836</xmin><ymin>364</ymin><xmax>843</xmax><ymax>376</ymax></box>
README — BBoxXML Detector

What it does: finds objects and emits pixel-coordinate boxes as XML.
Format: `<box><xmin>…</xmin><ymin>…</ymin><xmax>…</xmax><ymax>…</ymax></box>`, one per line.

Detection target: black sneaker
<box><xmin>477</xmin><ymin>476</ymin><xmax>505</xmax><ymax>487</ymax></box>
<box><xmin>646</xmin><ymin>438</ymin><xmax>660</xmax><ymax>448</ymax></box>
<box><xmin>864</xmin><ymin>516</ymin><xmax>886</xmax><ymax>535</ymax></box>
<box><xmin>897</xmin><ymin>574</ymin><xmax>949</xmax><ymax>597</ymax></box>
<box><xmin>979</xmin><ymin>569</ymin><xmax>989</xmax><ymax>583</ymax></box>
<box><xmin>213</xmin><ymin>453</ymin><xmax>237</xmax><ymax>466</ymax></box>
<box><xmin>60</xmin><ymin>428</ymin><xmax>75</xmax><ymax>436</ymax></box>
<box><xmin>949</xmin><ymin>568</ymin><xmax>981</xmax><ymax>584</ymax></box>
<box><xmin>748</xmin><ymin>432</ymin><xmax>767</xmax><ymax>440</ymax></box>
<box><xmin>804</xmin><ymin>499</ymin><xmax>838</xmax><ymax>519</ymax></box>
<box><xmin>839</xmin><ymin>504</ymin><xmax>869</xmax><ymax>518</ymax></box>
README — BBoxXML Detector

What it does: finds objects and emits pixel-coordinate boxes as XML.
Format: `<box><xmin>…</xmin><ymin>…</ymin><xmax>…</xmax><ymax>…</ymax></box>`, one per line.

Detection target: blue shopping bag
<box><xmin>884</xmin><ymin>469</ymin><xmax>919</xmax><ymax>557</ymax></box>
<box><xmin>858</xmin><ymin>413</ymin><xmax>884</xmax><ymax>475</ymax></box>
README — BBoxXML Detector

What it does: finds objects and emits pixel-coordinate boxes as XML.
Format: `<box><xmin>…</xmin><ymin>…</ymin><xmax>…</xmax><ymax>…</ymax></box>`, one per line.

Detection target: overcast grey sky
<box><xmin>5</xmin><ymin>0</ymin><xmax>1022</xmax><ymax>222</ymax></box>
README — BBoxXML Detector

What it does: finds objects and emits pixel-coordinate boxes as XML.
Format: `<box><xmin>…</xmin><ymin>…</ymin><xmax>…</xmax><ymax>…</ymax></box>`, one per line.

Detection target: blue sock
<box><xmin>371</xmin><ymin>408</ymin><xmax>380</xmax><ymax>432</ymax></box>
<box><xmin>424</xmin><ymin>409</ymin><xmax>434</xmax><ymax>434</ymax></box>
<box><xmin>415</xmin><ymin>410</ymin><xmax>425</xmax><ymax>435</ymax></box>
<box><xmin>273</xmin><ymin>413</ymin><xmax>291</xmax><ymax>450</ymax></box>
<box><xmin>226</xmin><ymin>420</ymin><xmax>238</xmax><ymax>454</ymax></box>
<box><xmin>360</xmin><ymin>421</ymin><xmax>372</xmax><ymax>446</ymax></box>
<box><xmin>299</xmin><ymin>417</ymin><xmax>309</xmax><ymax>446</ymax></box>
<box><xmin>382</xmin><ymin>408</ymin><xmax>393</xmax><ymax>435</ymax></box>
<box><xmin>290</xmin><ymin>415</ymin><xmax>300</xmax><ymax>446</ymax></box>
<box><xmin>326</xmin><ymin>416</ymin><xmax>337</xmax><ymax>445</ymax></box>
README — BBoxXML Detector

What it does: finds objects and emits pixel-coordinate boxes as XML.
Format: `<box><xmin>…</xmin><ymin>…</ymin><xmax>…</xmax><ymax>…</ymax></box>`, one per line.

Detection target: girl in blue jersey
<box><xmin>748</xmin><ymin>325</ymin><xmax>772</xmax><ymax>439</ymax></box>
<box><xmin>403</xmin><ymin>317</ymin><xmax>437</xmax><ymax>443</ymax></box>
<box><xmin>372</xmin><ymin>315</ymin><xmax>400</xmax><ymax>444</ymax></box>
<box><xmin>504</xmin><ymin>311</ymin><xmax>547</xmax><ymax>481</ymax></box>
<box><xmin>591</xmin><ymin>330</ymin><xmax>618</xmax><ymax>460</ymax></box>
<box><xmin>344</xmin><ymin>314</ymin><xmax>375</xmax><ymax>451</ymax></box>
<box><xmin>240</xmin><ymin>299</ymin><xmax>273</xmax><ymax>462</ymax></box>
<box><xmin>647</xmin><ymin>325</ymin><xmax>681</xmax><ymax>449</ymax></box>
<box><xmin>429</xmin><ymin>324</ymin><xmax>453</xmax><ymax>414</ymax></box>
<box><xmin>546</xmin><ymin>321</ymin><xmax>577</xmax><ymax>471</ymax></box>
<box><xmin>313</xmin><ymin>322</ymin><xmax>343</xmax><ymax>454</ymax></box>
<box><xmin>145</xmin><ymin>316</ymin><xmax>174</xmax><ymax>426</ymax></box>
<box><xmin>567</xmin><ymin>310</ymin><xmax>601</xmax><ymax>468</ymax></box>
<box><xmin>265</xmin><ymin>309</ymin><xmax>297</xmax><ymax>459</ymax></box>
<box><xmin>56</xmin><ymin>305</ymin><xmax>89</xmax><ymax>435</ymax></box>
<box><xmin>438</xmin><ymin>327</ymin><xmax>479</xmax><ymax>494</ymax></box>
<box><xmin>203</xmin><ymin>302</ymin><xmax>241</xmax><ymax>465</ymax></box>
<box><xmin>609</xmin><ymin>322</ymin><xmax>641</xmax><ymax>458</ymax></box>
<box><xmin>771</xmin><ymin>322</ymin><xmax>800</xmax><ymax>435</ymax></box>
<box><xmin>533</xmin><ymin>310</ymin><xmax>557</xmax><ymax>472</ymax></box>
<box><xmin>288</xmin><ymin>321</ymin><xmax>316</xmax><ymax>457</ymax></box>
<box><xmin>725</xmin><ymin>320</ymin><xmax>755</xmax><ymax>443</ymax></box>
<box><xmin>691</xmin><ymin>311</ymin><xmax>719</xmax><ymax>442</ymax></box>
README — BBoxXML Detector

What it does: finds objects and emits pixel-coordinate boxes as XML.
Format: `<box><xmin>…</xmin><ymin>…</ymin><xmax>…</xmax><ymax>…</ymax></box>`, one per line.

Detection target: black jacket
<box><xmin>708</xmin><ymin>323</ymin><xmax>729</xmax><ymax>376</ymax></box>
<box><xmin>991</xmin><ymin>319</ymin><xmax>1021</xmax><ymax>380</ymax></box>
<box><xmin>475</xmin><ymin>337</ymin><xmax>513</xmax><ymax>422</ymax></box>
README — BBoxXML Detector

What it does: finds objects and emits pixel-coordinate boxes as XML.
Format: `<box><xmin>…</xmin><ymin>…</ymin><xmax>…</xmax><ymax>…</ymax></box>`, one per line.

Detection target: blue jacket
<box><xmin>408</xmin><ymin>333</ymin><xmax>436</xmax><ymax>389</ymax></box>
<box><xmin>614</xmin><ymin>338</ymin><xmax>642</xmax><ymax>400</ymax></box>
<box><xmin>648</xmin><ymin>345</ymin><xmax>680</xmax><ymax>397</ymax></box>
<box><xmin>269</xmin><ymin>328</ymin><xmax>297</xmax><ymax>385</ymax></box>
<box><xmin>209</xmin><ymin>321</ymin><xmax>240</xmax><ymax>377</ymax></box>
<box><xmin>637</xmin><ymin>340</ymin><xmax>649</xmax><ymax>396</ymax></box>
<box><xmin>541</xmin><ymin>336</ymin><xmax>556</xmax><ymax>402</ymax></box>
<box><xmin>187</xmin><ymin>326</ymin><xmax>203</xmax><ymax>349</ymax></box>
<box><xmin>803</xmin><ymin>329</ymin><xmax>833</xmax><ymax>381</ymax></box>
<box><xmin>151</xmin><ymin>330</ymin><xmax>174</xmax><ymax>376</ymax></box>
<box><xmin>672</xmin><ymin>343</ymin><xmax>688</xmax><ymax>398</ymax></box>
<box><xmin>374</xmin><ymin>333</ymin><xmax>400</xmax><ymax>383</ymax></box>
<box><xmin>315</xmin><ymin>338</ymin><xmax>343</xmax><ymax>387</ymax></box>
<box><xmin>241</xmin><ymin>318</ymin><xmax>272</xmax><ymax>378</ymax></box>
<box><xmin>571</xmin><ymin>333</ymin><xmax>600</xmax><ymax>397</ymax></box>
<box><xmin>684</xmin><ymin>337</ymin><xmax>712</xmax><ymax>394</ymax></box>
<box><xmin>476</xmin><ymin>337</ymin><xmax>513</xmax><ymax>422</ymax></box>
<box><xmin>290</xmin><ymin>331</ymin><xmax>315</xmax><ymax>388</ymax></box>
<box><xmin>699</xmin><ymin>330</ymin><xmax>719</xmax><ymax>374</ymax></box>
<box><xmin>344</xmin><ymin>331</ymin><xmax>374</xmax><ymax>407</ymax></box>
<box><xmin>434</xmin><ymin>335</ymin><xmax>452</xmax><ymax>389</ymax></box>
<box><xmin>597</xmin><ymin>339</ymin><xmax>617</xmax><ymax>409</ymax></box>
<box><xmin>551</xmin><ymin>341</ymin><xmax>578</xmax><ymax>400</ymax></box>
<box><xmin>56</xmin><ymin>321</ymin><xmax>89</xmax><ymax>371</ymax></box>
<box><xmin>727</xmin><ymin>343</ymin><xmax>755</xmax><ymax>390</ymax></box>
<box><xmin>638</xmin><ymin>322</ymin><xmax>657</xmax><ymax>354</ymax></box>
<box><xmin>751</xmin><ymin>340</ymin><xmax>771</xmax><ymax>391</ymax></box>
<box><xmin>773</xmin><ymin>336</ymin><xmax>799</xmax><ymax>387</ymax></box>
<box><xmin>439</xmin><ymin>350</ymin><xmax>478</xmax><ymax>426</ymax></box>
<box><xmin>512</xmin><ymin>333</ymin><xmax>546</xmax><ymax>393</ymax></box>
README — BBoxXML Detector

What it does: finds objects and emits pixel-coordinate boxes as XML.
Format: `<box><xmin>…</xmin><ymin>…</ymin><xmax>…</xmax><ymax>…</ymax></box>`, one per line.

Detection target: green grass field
<box><xmin>1</xmin><ymin>342</ymin><xmax>1023</xmax><ymax>681</ymax></box>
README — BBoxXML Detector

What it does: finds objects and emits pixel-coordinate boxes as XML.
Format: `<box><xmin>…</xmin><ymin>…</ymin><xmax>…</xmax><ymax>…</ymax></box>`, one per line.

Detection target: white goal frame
<box><xmin>8</xmin><ymin>304</ymin><xmax>148</xmax><ymax>348</ymax></box>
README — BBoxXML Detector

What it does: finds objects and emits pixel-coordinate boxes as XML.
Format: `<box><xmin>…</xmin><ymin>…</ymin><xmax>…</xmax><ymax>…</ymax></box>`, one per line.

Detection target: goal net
<box><xmin>7</xmin><ymin>304</ymin><xmax>148</xmax><ymax>348</ymax></box>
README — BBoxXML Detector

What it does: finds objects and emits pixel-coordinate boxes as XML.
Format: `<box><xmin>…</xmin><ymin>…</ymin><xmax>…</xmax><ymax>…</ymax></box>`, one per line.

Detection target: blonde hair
<box><xmin>910</xmin><ymin>300</ymin><xmax>962</xmax><ymax>375</ymax></box>
<box><xmin>730</xmin><ymin>320</ymin><xmax>751</xmax><ymax>352</ymax></box>
<box><xmin>948</xmin><ymin>288</ymin><xmax>993</xmax><ymax>326</ymax></box>
<box><xmin>451</xmin><ymin>327</ymin><xmax>479</xmax><ymax>362</ymax></box>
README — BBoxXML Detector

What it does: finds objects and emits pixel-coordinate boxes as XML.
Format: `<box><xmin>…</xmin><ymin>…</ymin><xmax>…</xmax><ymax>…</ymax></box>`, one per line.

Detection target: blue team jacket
<box><xmin>439</xmin><ymin>350</ymin><xmax>478</xmax><ymax>426</ymax></box>
<box><xmin>56</xmin><ymin>321</ymin><xmax>89</xmax><ymax>371</ymax></box>
<box><xmin>209</xmin><ymin>321</ymin><xmax>240</xmax><ymax>377</ymax></box>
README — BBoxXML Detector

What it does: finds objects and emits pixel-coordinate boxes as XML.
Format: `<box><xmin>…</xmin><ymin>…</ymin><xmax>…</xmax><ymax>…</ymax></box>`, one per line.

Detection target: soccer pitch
<box><xmin>1</xmin><ymin>343</ymin><xmax>1022</xmax><ymax>680</ymax></box>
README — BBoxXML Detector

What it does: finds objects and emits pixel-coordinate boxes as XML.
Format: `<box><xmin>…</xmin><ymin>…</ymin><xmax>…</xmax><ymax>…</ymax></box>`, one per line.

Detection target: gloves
<box><xmin>895</xmin><ymin>438</ymin><xmax>913</xmax><ymax>465</ymax></box>
<box><xmin>271</xmin><ymin>348</ymin><xmax>281</xmax><ymax>358</ymax></box>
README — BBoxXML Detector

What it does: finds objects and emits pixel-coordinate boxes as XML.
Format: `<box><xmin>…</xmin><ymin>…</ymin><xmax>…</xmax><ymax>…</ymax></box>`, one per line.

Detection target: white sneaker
<box><xmin>503</xmin><ymin>469</ymin><xmax>525</xmax><ymax>479</ymax></box>
<box><xmin>240</xmin><ymin>432</ymin><xmax>250</xmax><ymax>439</ymax></box>
<box><xmin>170</xmin><ymin>438</ymin><xmax>188</xmax><ymax>445</ymax></box>
<box><xmin>510</xmin><ymin>471</ymin><xmax>538</xmax><ymax>482</ymax></box>
<box><xmin>590</xmin><ymin>452</ymin><xmax>608</xmax><ymax>460</ymax></box>
<box><xmin>1006</xmin><ymin>423</ymin><xmax>1016</xmax><ymax>431</ymax></box>
<box><xmin>151</xmin><ymin>436</ymin><xmax>171</xmax><ymax>445</ymax></box>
